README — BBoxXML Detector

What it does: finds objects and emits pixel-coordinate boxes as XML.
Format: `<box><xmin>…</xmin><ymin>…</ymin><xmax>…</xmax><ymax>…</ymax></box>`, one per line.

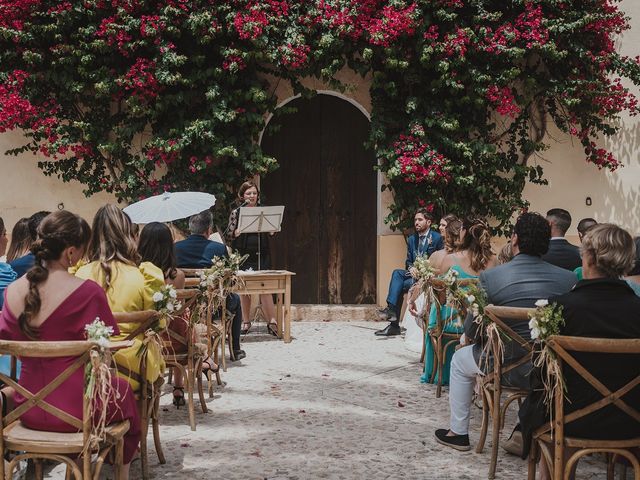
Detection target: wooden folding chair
<box><xmin>424</xmin><ymin>278</ymin><xmax>477</xmax><ymax>398</ymax></box>
<box><xmin>182</xmin><ymin>268</ymin><xmax>226</xmax><ymax>389</ymax></box>
<box><xmin>528</xmin><ymin>335</ymin><xmax>640</xmax><ymax>480</ymax></box>
<box><xmin>477</xmin><ymin>305</ymin><xmax>535</xmax><ymax>479</ymax></box>
<box><xmin>163</xmin><ymin>288</ymin><xmax>208</xmax><ymax>431</ymax></box>
<box><xmin>0</xmin><ymin>340</ymin><xmax>131</xmax><ymax>480</ymax></box>
<box><xmin>112</xmin><ymin>310</ymin><xmax>166</xmax><ymax>480</ymax></box>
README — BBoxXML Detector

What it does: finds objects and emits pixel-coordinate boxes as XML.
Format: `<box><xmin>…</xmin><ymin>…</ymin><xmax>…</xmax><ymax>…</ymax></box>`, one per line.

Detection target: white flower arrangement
<box><xmin>409</xmin><ymin>255</ymin><xmax>437</xmax><ymax>282</ymax></box>
<box><xmin>528</xmin><ymin>300</ymin><xmax>563</xmax><ymax>341</ymax></box>
<box><xmin>153</xmin><ymin>284</ymin><xmax>182</xmax><ymax>318</ymax></box>
<box><xmin>85</xmin><ymin>317</ymin><xmax>114</xmax><ymax>347</ymax></box>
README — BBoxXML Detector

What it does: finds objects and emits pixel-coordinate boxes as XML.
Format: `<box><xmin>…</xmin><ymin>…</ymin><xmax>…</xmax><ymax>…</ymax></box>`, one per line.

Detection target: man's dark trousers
<box><xmin>386</xmin><ymin>269</ymin><xmax>415</xmax><ymax>318</ymax></box>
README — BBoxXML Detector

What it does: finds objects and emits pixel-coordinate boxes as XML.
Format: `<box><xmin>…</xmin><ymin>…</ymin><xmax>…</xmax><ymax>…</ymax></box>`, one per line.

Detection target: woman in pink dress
<box><xmin>0</xmin><ymin>210</ymin><xmax>140</xmax><ymax>479</ymax></box>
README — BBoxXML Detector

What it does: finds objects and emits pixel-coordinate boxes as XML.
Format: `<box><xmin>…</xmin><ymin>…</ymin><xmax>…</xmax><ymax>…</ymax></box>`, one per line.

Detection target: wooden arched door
<box><xmin>261</xmin><ymin>94</ymin><xmax>376</xmax><ymax>304</ymax></box>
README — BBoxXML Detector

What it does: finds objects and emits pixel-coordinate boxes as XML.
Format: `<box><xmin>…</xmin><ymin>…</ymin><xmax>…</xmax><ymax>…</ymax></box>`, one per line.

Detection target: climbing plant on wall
<box><xmin>1</xmin><ymin>0</ymin><xmax>639</xmax><ymax>231</ymax></box>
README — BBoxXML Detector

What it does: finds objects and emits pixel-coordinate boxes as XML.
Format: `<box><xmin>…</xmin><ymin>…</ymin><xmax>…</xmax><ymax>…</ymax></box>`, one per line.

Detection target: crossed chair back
<box><xmin>528</xmin><ymin>335</ymin><xmax>640</xmax><ymax>480</ymax></box>
<box><xmin>112</xmin><ymin>310</ymin><xmax>165</xmax><ymax>480</ymax></box>
<box><xmin>182</xmin><ymin>267</ymin><xmax>233</xmax><ymax>381</ymax></box>
<box><xmin>477</xmin><ymin>305</ymin><xmax>535</xmax><ymax>480</ymax></box>
<box><xmin>163</xmin><ymin>288</ymin><xmax>208</xmax><ymax>431</ymax></box>
<box><xmin>0</xmin><ymin>340</ymin><xmax>131</xmax><ymax>480</ymax></box>
<box><xmin>423</xmin><ymin>277</ymin><xmax>477</xmax><ymax>398</ymax></box>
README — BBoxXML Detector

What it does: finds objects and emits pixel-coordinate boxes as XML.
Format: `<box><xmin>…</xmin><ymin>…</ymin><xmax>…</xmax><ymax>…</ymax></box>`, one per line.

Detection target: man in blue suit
<box><xmin>175</xmin><ymin>210</ymin><xmax>246</xmax><ymax>360</ymax></box>
<box><xmin>375</xmin><ymin>209</ymin><xmax>444</xmax><ymax>336</ymax></box>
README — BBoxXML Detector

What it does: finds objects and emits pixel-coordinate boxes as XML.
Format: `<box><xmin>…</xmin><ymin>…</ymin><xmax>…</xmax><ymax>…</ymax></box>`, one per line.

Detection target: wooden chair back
<box><xmin>164</xmin><ymin>288</ymin><xmax>202</xmax><ymax>354</ymax></box>
<box><xmin>0</xmin><ymin>340</ymin><xmax>130</xmax><ymax>479</ymax></box>
<box><xmin>181</xmin><ymin>268</ymin><xmax>204</xmax><ymax>289</ymax></box>
<box><xmin>483</xmin><ymin>305</ymin><xmax>534</xmax><ymax>381</ymax></box>
<box><xmin>531</xmin><ymin>335</ymin><xmax>640</xmax><ymax>480</ymax></box>
<box><xmin>426</xmin><ymin>277</ymin><xmax>478</xmax><ymax>335</ymax></box>
<box><xmin>477</xmin><ymin>305</ymin><xmax>535</xmax><ymax>480</ymax></box>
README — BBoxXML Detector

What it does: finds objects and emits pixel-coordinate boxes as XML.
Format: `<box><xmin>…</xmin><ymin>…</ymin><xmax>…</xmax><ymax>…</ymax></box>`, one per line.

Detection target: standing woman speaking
<box><xmin>225</xmin><ymin>181</ymin><xmax>277</xmax><ymax>335</ymax></box>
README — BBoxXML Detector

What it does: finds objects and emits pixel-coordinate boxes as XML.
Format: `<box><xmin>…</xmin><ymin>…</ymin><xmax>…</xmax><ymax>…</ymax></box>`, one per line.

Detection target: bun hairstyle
<box><xmin>459</xmin><ymin>216</ymin><xmax>494</xmax><ymax>272</ymax></box>
<box><xmin>20</xmin><ymin>210</ymin><xmax>91</xmax><ymax>339</ymax></box>
<box><xmin>86</xmin><ymin>204</ymin><xmax>140</xmax><ymax>290</ymax></box>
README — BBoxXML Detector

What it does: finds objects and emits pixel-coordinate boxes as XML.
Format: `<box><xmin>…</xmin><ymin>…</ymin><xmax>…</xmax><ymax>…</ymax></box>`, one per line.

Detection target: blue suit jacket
<box><xmin>9</xmin><ymin>253</ymin><xmax>35</xmax><ymax>278</ymax></box>
<box><xmin>405</xmin><ymin>230</ymin><xmax>444</xmax><ymax>269</ymax></box>
<box><xmin>175</xmin><ymin>235</ymin><xmax>227</xmax><ymax>269</ymax></box>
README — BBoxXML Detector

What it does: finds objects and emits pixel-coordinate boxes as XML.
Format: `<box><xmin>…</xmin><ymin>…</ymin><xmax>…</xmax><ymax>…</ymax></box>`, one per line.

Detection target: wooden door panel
<box><xmin>262</xmin><ymin>95</ymin><xmax>376</xmax><ymax>304</ymax></box>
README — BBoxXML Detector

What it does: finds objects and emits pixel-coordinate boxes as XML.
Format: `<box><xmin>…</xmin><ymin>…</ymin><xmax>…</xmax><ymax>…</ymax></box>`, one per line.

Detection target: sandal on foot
<box><xmin>172</xmin><ymin>386</ymin><xmax>185</xmax><ymax>409</ymax></box>
<box><xmin>241</xmin><ymin>321</ymin><xmax>252</xmax><ymax>335</ymax></box>
<box><xmin>201</xmin><ymin>358</ymin><xmax>220</xmax><ymax>377</ymax></box>
<box><xmin>267</xmin><ymin>322</ymin><xmax>278</xmax><ymax>337</ymax></box>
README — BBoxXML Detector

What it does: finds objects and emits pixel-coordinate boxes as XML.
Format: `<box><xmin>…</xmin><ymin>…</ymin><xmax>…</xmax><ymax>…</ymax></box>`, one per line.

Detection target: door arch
<box><xmin>261</xmin><ymin>93</ymin><xmax>377</xmax><ymax>304</ymax></box>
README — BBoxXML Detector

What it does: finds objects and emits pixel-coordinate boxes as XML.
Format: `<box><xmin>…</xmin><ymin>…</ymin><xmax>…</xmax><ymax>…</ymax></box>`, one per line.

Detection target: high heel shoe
<box><xmin>241</xmin><ymin>321</ymin><xmax>252</xmax><ymax>335</ymax></box>
<box><xmin>267</xmin><ymin>322</ymin><xmax>278</xmax><ymax>337</ymax></box>
<box><xmin>172</xmin><ymin>386</ymin><xmax>185</xmax><ymax>409</ymax></box>
<box><xmin>201</xmin><ymin>358</ymin><xmax>220</xmax><ymax>377</ymax></box>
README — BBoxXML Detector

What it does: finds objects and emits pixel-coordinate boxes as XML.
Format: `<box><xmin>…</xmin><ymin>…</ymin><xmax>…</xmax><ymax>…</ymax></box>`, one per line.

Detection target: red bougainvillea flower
<box><xmin>393</xmin><ymin>134</ymin><xmax>451</xmax><ymax>184</ymax></box>
<box><xmin>486</xmin><ymin>85</ymin><xmax>521</xmax><ymax>118</ymax></box>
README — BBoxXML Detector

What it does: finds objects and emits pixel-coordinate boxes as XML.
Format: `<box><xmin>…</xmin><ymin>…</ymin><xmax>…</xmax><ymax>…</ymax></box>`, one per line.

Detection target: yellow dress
<box><xmin>75</xmin><ymin>260</ymin><xmax>166</xmax><ymax>391</ymax></box>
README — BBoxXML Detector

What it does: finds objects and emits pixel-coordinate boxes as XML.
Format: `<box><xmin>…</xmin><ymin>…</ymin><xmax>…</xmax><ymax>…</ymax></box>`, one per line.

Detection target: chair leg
<box><xmin>489</xmin><ymin>386</ymin><xmax>501</xmax><ymax>480</ymax></box>
<box><xmin>152</xmin><ymin>391</ymin><xmax>166</xmax><ymax>465</ymax></box>
<box><xmin>196</xmin><ymin>358</ymin><xmax>208</xmax><ymax>413</ymax></box>
<box><xmin>140</xmin><ymin>399</ymin><xmax>149</xmax><ymax>480</ymax></box>
<box><xmin>187</xmin><ymin>364</ymin><xmax>196</xmax><ymax>431</ymax></box>
<box><xmin>476</xmin><ymin>388</ymin><xmax>489</xmax><ymax>454</ymax></box>
<box><xmin>527</xmin><ymin>440</ymin><xmax>538</xmax><ymax>480</ymax></box>
<box><xmin>35</xmin><ymin>459</ymin><xmax>44</xmax><ymax>480</ymax></box>
<box><xmin>435</xmin><ymin>337</ymin><xmax>443</xmax><ymax>398</ymax></box>
<box><xmin>114</xmin><ymin>439</ymin><xmax>124</xmax><ymax>480</ymax></box>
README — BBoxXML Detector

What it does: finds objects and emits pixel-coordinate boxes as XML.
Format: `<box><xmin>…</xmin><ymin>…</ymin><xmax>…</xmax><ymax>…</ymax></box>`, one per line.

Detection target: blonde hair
<box><xmin>459</xmin><ymin>216</ymin><xmax>494</xmax><ymax>272</ymax></box>
<box><xmin>581</xmin><ymin>223</ymin><xmax>635</xmax><ymax>277</ymax></box>
<box><xmin>86</xmin><ymin>204</ymin><xmax>140</xmax><ymax>289</ymax></box>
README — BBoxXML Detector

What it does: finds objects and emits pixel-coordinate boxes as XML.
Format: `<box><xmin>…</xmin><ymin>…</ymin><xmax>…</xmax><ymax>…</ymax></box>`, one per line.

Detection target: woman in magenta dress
<box><xmin>0</xmin><ymin>210</ymin><xmax>140</xmax><ymax>480</ymax></box>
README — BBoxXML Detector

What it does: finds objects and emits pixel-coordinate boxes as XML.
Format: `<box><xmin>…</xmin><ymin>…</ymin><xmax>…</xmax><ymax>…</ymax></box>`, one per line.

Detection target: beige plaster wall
<box><xmin>0</xmin><ymin>130</ymin><xmax>115</xmax><ymax>238</ymax></box>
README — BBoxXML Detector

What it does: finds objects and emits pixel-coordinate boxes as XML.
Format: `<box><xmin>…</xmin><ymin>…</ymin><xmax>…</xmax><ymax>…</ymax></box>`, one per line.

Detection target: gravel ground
<box><xmin>44</xmin><ymin>321</ymin><xmax>610</xmax><ymax>479</ymax></box>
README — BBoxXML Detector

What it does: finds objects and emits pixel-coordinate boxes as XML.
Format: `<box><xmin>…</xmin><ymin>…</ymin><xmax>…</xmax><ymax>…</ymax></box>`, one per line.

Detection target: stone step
<box><xmin>290</xmin><ymin>304</ymin><xmax>380</xmax><ymax>322</ymax></box>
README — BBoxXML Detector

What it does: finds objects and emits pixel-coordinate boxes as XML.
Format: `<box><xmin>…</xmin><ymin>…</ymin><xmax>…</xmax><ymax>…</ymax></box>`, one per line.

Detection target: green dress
<box><xmin>421</xmin><ymin>264</ymin><xmax>477</xmax><ymax>385</ymax></box>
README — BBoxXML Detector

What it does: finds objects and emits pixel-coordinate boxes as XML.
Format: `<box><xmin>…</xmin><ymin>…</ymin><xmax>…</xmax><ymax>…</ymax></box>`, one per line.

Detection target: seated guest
<box><xmin>435</xmin><ymin>212</ymin><xmax>576</xmax><ymax>451</ymax></box>
<box><xmin>421</xmin><ymin>217</ymin><xmax>496</xmax><ymax>385</ymax></box>
<box><xmin>5</xmin><ymin>217</ymin><xmax>31</xmax><ymax>263</ymax></box>
<box><xmin>623</xmin><ymin>236</ymin><xmax>640</xmax><ymax>297</ymax></box>
<box><xmin>138</xmin><ymin>222</ymin><xmax>218</xmax><ymax>407</ymax></box>
<box><xmin>175</xmin><ymin>210</ymin><xmax>245</xmax><ymax>361</ymax></box>
<box><xmin>376</xmin><ymin>208</ymin><xmax>444</xmax><ymax>336</ymax></box>
<box><xmin>75</xmin><ymin>205</ymin><xmax>166</xmax><ymax>391</ymax></box>
<box><xmin>573</xmin><ymin>218</ymin><xmax>598</xmax><ymax>280</ymax></box>
<box><xmin>0</xmin><ymin>210</ymin><xmax>140</xmax><ymax>479</ymax></box>
<box><xmin>541</xmin><ymin>208</ymin><xmax>581</xmax><ymax>271</ymax></box>
<box><xmin>0</xmin><ymin>217</ymin><xmax>17</xmax><ymax>310</ymax></box>
<box><xmin>9</xmin><ymin>211</ymin><xmax>50</xmax><ymax>278</ymax></box>
<box><xmin>425</xmin><ymin>214</ymin><xmax>459</xmax><ymax>271</ymax></box>
<box><xmin>520</xmin><ymin>224</ymin><xmax>640</xmax><ymax>478</ymax></box>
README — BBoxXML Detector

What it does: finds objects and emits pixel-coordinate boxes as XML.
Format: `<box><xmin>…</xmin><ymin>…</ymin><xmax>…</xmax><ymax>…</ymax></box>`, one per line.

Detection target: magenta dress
<box><xmin>0</xmin><ymin>280</ymin><xmax>141</xmax><ymax>463</ymax></box>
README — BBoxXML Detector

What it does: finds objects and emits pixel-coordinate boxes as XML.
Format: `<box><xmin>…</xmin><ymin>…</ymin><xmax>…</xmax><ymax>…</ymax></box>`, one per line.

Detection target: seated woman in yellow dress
<box><xmin>75</xmin><ymin>204</ymin><xmax>165</xmax><ymax>391</ymax></box>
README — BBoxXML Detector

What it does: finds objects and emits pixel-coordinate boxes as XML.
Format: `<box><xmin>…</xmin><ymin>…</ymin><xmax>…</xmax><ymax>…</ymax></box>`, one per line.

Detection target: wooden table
<box><xmin>235</xmin><ymin>270</ymin><xmax>295</xmax><ymax>343</ymax></box>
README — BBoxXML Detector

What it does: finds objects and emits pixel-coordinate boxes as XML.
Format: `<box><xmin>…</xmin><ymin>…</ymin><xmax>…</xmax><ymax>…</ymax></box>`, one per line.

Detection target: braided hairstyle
<box><xmin>19</xmin><ymin>210</ymin><xmax>91</xmax><ymax>339</ymax></box>
<box><xmin>458</xmin><ymin>216</ymin><xmax>494</xmax><ymax>272</ymax></box>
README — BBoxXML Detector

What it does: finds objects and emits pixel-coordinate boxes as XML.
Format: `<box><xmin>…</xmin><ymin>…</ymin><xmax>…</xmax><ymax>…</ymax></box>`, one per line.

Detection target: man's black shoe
<box><xmin>232</xmin><ymin>350</ymin><xmax>246</xmax><ymax>361</ymax></box>
<box><xmin>377</xmin><ymin>306</ymin><xmax>398</xmax><ymax>323</ymax></box>
<box><xmin>434</xmin><ymin>429</ymin><xmax>471</xmax><ymax>451</ymax></box>
<box><xmin>374</xmin><ymin>324</ymin><xmax>402</xmax><ymax>336</ymax></box>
